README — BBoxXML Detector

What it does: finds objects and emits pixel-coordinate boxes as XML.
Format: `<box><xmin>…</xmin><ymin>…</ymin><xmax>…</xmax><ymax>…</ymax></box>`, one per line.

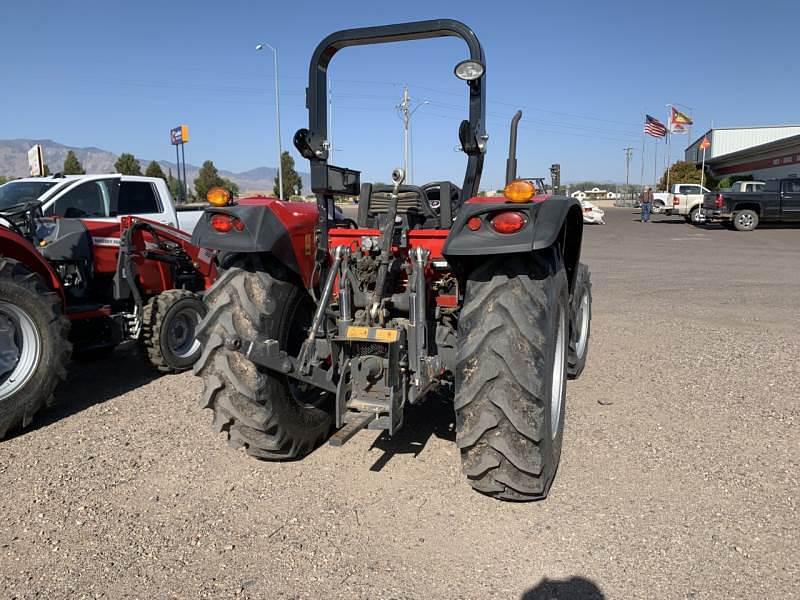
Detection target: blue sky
<box><xmin>1</xmin><ymin>0</ymin><xmax>797</xmax><ymax>190</ymax></box>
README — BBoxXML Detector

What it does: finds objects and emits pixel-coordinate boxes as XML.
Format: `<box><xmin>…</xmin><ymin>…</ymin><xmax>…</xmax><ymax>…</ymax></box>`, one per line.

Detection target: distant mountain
<box><xmin>0</xmin><ymin>139</ymin><xmax>310</xmax><ymax>194</ymax></box>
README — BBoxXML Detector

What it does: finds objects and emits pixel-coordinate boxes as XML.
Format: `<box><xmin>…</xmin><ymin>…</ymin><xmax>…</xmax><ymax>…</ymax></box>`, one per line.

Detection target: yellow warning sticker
<box><xmin>374</xmin><ymin>328</ymin><xmax>399</xmax><ymax>342</ymax></box>
<box><xmin>346</xmin><ymin>326</ymin><xmax>370</xmax><ymax>339</ymax></box>
<box><xmin>344</xmin><ymin>326</ymin><xmax>399</xmax><ymax>342</ymax></box>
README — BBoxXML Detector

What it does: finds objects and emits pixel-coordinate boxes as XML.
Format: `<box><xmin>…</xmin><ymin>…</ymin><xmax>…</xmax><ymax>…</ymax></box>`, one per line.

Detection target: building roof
<box><xmin>705</xmin><ymin>133</ymin><xmax>800</xmax><ymax>166</ymax></box>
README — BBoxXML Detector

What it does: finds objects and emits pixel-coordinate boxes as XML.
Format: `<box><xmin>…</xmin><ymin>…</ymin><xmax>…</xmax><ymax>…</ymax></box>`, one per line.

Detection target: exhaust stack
<box><xmin>505</xmin><ymin>110</ymin><xmax>523</xmax><ymax>185</ymax></box>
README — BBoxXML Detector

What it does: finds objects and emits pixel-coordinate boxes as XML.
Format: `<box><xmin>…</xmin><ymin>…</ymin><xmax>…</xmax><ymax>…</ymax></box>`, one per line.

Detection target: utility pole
<box><xmin>623</xmin><ymin>147</ymin><xmax>633</xmax><ymax>203</ymax></box>
<box><xmin>396</xmin><ymin>86</ymin><xmax>428</xmax><ymax>184</ymax></box>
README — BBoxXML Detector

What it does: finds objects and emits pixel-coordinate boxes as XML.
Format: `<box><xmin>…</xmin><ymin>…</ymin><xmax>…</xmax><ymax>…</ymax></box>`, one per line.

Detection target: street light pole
<box><xmin>256</xmin><ymin>42</ymin><xmax>283</xmax><ymax>200</ymax></box>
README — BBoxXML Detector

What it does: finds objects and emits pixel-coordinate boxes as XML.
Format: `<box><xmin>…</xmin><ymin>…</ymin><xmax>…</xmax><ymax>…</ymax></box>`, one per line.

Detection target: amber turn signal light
<box><xmin>207</xmin><ymin>186</ymin><xmax>232</xmax><ymax>207</ymax></box>
<box><xmin>503</xmin><ymin>179</ymin><xmax>535</xmax><ymax>203</ymax></box>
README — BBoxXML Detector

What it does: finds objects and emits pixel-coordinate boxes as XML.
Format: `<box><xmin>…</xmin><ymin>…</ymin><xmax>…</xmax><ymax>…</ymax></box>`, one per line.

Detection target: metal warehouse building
<box><xmin>685</xmin><ymin>125</ymin><xmax>800</xmax><ymax>180</ymax></box>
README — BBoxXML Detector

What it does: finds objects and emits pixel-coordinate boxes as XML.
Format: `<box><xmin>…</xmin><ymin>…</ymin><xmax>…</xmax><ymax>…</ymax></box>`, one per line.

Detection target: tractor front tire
<box><xmin>455</xmin><ymin>251</ymin><xmax>569</xmax><ymax>501</ymax></box>
<box><xmin>142</xmin><ymin>289</ymin><xmax>206</xmax><ymax>373</ymax></box>
<box><xmin>567</xmin><ymin>263</ymin><xmax>592</xmax><ymax>380</ymax></box>
<box><xmin>0</xmin><ymin>258</ymin><xmax>71</xmax><ymax>438</ymax></box>
<box><xmin>194</xmin><ymin>266</ymin><xmax>332</xmax><ymax>459</ymax></box>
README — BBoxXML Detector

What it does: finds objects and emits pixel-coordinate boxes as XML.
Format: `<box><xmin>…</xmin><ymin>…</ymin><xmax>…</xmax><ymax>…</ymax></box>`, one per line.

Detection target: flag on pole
<box><xmin>670</xmin><ymin>107</ymin><xmax>693</xmax><ymax>133</ymax></box>
<box><xmin>699</xmin><ymin>136</ymin><xmax>711</xmax><ymax>151</ymax></box>
<box><xmin>644</xmin><ymin>114</ymin><xmax>667</xmax><ymax>138</ymax></box>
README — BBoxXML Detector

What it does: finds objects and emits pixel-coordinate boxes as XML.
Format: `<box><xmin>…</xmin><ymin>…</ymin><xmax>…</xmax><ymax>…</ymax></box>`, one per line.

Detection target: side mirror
<box><xmin>458</xmin><ymin>120</ymin><xmax>479</xmax><ymax>154</ymax></box>
<box><xmin>293</xmin><ymin>128</ymin><xmax>318</xmax><ymax>160</ymax></box>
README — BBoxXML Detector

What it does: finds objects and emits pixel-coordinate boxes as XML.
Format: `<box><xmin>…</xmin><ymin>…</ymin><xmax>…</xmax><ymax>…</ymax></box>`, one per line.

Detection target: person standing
<box><xmin>641</xmin><ymin>186</ymin><xmax>653</xmax><ymax>222</ymax></box>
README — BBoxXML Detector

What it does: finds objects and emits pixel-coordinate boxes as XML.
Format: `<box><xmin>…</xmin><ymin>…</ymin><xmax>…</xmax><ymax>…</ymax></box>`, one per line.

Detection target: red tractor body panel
<box><xmin>80</xmin><ymin>217</ymin><xmax>217</xmax><ymax>294</ymax></box>
<box><xmin>328</xmin><ymin>227</ymin><xmax>448</xmax><ymax>260</ymax></box>
<box><xmin>238</xmin><ymin>197</ymin><xmax>318</xmax><ymax>286</ymax></box>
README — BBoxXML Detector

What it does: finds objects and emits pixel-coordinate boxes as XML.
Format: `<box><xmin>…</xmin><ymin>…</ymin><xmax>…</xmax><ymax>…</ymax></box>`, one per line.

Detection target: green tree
<box><xmin>166</xmin><ymin>169</ymin><xmax>184</xmax><ymax>202</ymax></box>
<box><xmin>193</xmin><ymin>160</ymin><xmax>239</xmax><ymax>202</ymax></box>
<box><xmin>220</xmin><ymin>177</ymin><xmax>239</xmax><ymax>198</ymax></box>
<box><xmin>658</xmin><ymin>160</ymin><xmax>715</xmax><ymax>190</ymax></box>
<box><xmin>194</xmin><ymin>160</ymin><xmax>221</xmax><ymax>201</ymax></box>
<box><xmin>716</xmin><ymin>174</ymin><xmax>754</xmax><ymax>190</ymax></box>
<box><xmin>145</xmin><ymin>160</ymin><xmax>167</xmax><ymax>181</ymax></box>
<box><xmin>274</xmin><ymin>151</ymin><xmax>302</xmax><ymax>199</ymax></box>
<box><xmin>114</xmin><ymin>153</ymin><xmax>142</xmax><ymax>175</ymax></box>
<box><xmin>62</xmin><ymin>150</ymin><xmax>85</xmax><ymax>175</ymax></box>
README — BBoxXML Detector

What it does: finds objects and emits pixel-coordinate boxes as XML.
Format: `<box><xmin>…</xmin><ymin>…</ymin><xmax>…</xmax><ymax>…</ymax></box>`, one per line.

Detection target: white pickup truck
<box><xmin>652</xmin><ymin>183</ymin><xmax>711</xmax><ymax>222</ymax></box>
<box><xmin>0</xmin><ymin>174</ymin><xmax>205</xmax><ymax>233</ymax></box>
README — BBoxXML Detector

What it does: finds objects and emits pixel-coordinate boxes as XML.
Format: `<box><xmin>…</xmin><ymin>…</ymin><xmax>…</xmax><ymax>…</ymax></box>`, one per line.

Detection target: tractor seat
<box><xmin>357</xmin><ymin>183</ymin><xmax>439</xmax><ymax>229</ymax></box>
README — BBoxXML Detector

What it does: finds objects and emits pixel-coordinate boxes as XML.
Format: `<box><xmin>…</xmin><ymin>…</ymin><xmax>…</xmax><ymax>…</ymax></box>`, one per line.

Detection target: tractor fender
<box><xmin>191</xmin><ymin>202</ymin><xmax>317</xmax><ymax>287</ymax></box>
<box><xmin>0</xmin><ymin>226</ymin><xmax>64</xmax><ymax>299</ymax></box>
<box><xmin>443</xmin><ymin>196</ymin><xmax>583</xmax><ymax>287</ymax></box>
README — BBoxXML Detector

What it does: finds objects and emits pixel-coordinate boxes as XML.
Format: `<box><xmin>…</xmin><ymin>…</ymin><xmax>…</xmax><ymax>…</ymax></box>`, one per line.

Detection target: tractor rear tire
<box><xmin>0</xmin><ymin>258</ymin><xmax>71</xmax><ymax>439</ymax></box>
<box><xmin>194</xmin><ymin>265</ymin><xmax>332</xmax><ymax>459</ymax></box>
<box><xmin>567</xmin><ymin>263</ymin><xmax>592</xmax><ymax>380</ymax></box>
<box><xmin>455</xmin><ymin>251</ymin><xmax>569</xmax><ymax>501</ymax></box>
<box><xmin>142</xmin><ymin>289</ymin><xmax>205</xmax><ymax>373</ymax></box>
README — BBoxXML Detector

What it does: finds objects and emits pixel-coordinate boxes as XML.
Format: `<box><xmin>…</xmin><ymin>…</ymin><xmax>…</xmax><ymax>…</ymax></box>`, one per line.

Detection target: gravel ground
<box><xmin>0</xmin><ymin>207</ymin><xmax>797</xmax><ymax>599</ymax></box>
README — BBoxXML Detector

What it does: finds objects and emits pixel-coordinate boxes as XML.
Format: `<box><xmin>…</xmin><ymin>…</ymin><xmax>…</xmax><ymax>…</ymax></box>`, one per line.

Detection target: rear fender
<box><xmin>0</xmin><ymin>227</ymin><xmax>64</xmax><ymax>299</ymax></box>
<box><xmin>443</xmin><ymin>196</ymin><xmax>583</xmax><ymax>287</ymax></box>
<box><xmin>191</xmin><ymin>204</ymin><xmax>316</xmax><ymax>287</ymax></box>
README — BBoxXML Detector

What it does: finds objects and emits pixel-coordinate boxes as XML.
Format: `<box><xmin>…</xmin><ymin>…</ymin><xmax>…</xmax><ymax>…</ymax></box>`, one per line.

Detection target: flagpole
<box><xmin>640</xmin><ymin>130</ymin><xmax>646</xmax><ymax>197</ymax></box>
<box><xmin>665</xmin><ymin>104</ymin><xmax>672</xmax><ymax>193</ymax></box>
<box><xmin>700</xmin><ymin>145</ymin><xmax>706</xmax><ymax>189</ymax></box>
<box><xmin>654</xmin><ymin>140</ymin><xmax>658</xmax><ymax>189</ymax></box>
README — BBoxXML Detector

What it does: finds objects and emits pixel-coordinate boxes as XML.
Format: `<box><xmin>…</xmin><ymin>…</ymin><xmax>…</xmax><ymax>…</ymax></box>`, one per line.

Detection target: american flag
<box><xmin>644</xmin><ymin>115</ymin><xmax>667</xmax><ymax>138</ymax></box>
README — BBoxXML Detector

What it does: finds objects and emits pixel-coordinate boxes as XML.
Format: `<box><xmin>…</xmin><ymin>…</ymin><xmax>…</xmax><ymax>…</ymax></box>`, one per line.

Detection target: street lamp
<box><xmin>256</xmin><ymin>42</ymin><xmax>284</xmax><ymax>200</ymax></box>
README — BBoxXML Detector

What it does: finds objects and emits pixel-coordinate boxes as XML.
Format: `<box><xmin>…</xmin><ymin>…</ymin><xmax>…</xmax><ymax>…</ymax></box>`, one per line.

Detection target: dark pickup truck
<box><xmin>701</xmin><ymin>178</ymin><xmax>800</xmax><ymax>231</ymax></box>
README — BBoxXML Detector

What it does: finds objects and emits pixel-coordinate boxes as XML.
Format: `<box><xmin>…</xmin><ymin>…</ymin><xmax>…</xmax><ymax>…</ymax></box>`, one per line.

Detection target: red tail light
<box><xmin>672</xmin><ymin>195</ymin><xmax>680</xmax><ymax>206</ymax></box>
<box><xmin>715</xmin><ymin>194</ymin><xmax>724</xmax><ymax>209</ymax></box>
<box><xmin>467</xmin><ymin>216</ymin><xmax>482</xmax><ymax>231</ymax></box>
<box><xmin>490</xmin><ymin>211</ymin><xmax>526</xmax><ymax>234</ymax></box>
<box><xmin>210</xmin><ymin>214</ymin><xmax>244</xmax><ymax>233</ymax></box>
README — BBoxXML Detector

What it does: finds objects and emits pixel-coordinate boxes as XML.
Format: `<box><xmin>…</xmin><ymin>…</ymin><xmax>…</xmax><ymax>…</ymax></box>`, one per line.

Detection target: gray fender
<box><xmin>191</xmin><ymin>205</ymin><xmax>301</xmax><ymax>275</ymax></box>
<box><xmin>444</xmin><ymin>196</ymin><xmax>583</xmax><ymax>270</ymax></box>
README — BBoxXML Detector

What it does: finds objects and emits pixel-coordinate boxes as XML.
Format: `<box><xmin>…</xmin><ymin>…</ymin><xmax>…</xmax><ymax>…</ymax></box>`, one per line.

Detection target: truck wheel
<box><xmin>0</xmin><ymin>258</ymin><xmax>71</xmax><ymax>439</ymax></box>
<box><xmin>567</xmin><ymin>263</ymin><xmax>592</xmax><ymax>380</ymax></box>
<box><xmin>142</xmin><ymin>289</ymin><xmax>206</xmax><ymax>373</ymax></box>
<box><xmin>688</xmin><ymin>207</ymin><xmax>702</xmax><ymax>225</ymax></box>
<box><xmin>455</xmin><ymin>251</ymin><xmax>569</xmax><ymax>501</ymax></box>
<box><xmin>733</xmin><ymin>209</ymin><xmax>758</xmax><ymax>231</ymax></box>
<box><xmin>194</xmin><ymin>266</ymin><xmax>332</xmax><ymax>459</ymax></box>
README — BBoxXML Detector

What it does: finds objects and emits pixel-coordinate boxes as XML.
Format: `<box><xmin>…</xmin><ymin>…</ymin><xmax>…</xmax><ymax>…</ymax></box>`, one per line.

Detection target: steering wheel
<box><xmin>421</xmin><ymin>182</ymin><xmax>461</xmax><ymax>215</ymax></box>
<box><xmin>0</xmin><ymin>200</ymin><xmax>44</xmax><ymax>238</ymax></box>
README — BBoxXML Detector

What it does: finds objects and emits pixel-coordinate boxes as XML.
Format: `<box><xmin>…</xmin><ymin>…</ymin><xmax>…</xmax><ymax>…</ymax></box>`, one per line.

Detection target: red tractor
<box><xmin>192</xmin><ymin>19</ymin><xmax>592</xmax><ymax>501</ymax></box>
<box><xmin>0</xmin><ymin>199</ymin><xmax>215</xmax><ymax>438</ymax></box>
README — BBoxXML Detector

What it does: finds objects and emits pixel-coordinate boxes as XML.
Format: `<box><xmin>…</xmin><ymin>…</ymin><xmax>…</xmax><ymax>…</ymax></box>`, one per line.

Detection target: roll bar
<box><xmin>298</xmin><ymin>19</ymin><xmax>487</xmax><ymax>204</ymax></box>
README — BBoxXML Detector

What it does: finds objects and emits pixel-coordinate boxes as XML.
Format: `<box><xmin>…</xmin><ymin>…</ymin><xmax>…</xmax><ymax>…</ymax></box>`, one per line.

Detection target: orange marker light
<box><xmin>503</xmin><ymin>179</ymin><xmax>535</xmax><ymax>203</ymax></box>
<box><xmin>207</xmin><ymin>186</ymin><xmax>232</xmax><ymax>207</ymax></box>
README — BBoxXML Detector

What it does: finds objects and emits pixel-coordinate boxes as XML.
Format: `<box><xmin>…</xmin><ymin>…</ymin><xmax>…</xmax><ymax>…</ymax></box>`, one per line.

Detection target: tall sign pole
<box><xmin>170</xmin><ymin>125</ymin><xmax>189</xmax><ymax>202</ymax></box>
